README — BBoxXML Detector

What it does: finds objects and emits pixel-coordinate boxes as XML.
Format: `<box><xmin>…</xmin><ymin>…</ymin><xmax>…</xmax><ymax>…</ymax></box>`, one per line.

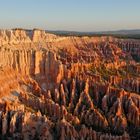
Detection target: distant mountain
<box><xmin>100</xmin><ymin>29</ymin><xmax>140</xmax><ymax>35</ymax></box>
<box><xmin>47</xmin><ymin>29</ymin><xmax>140</xmax><ymax>36</ymax></box>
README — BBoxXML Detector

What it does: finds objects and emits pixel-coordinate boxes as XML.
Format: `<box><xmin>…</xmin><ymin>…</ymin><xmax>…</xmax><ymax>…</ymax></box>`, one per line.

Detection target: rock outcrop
<box><xmin>0</xmin><ymin>29</ymin><xmax>139</xmax><ymax>140</ymax></box>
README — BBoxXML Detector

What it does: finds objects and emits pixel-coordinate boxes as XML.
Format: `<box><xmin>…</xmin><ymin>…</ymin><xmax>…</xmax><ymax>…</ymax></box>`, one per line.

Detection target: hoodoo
<box><xmin>0</xmin><ymin>29</ymin><xmax>139</xmax><ymax>140</ymax></box>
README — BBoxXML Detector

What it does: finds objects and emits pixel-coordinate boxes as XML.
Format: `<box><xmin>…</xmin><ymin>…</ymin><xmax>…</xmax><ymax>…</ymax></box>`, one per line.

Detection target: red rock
<box><xmin>0</xmin><ymin>29</ymin><xmax>139</xmax><ymax>139</ymax></box>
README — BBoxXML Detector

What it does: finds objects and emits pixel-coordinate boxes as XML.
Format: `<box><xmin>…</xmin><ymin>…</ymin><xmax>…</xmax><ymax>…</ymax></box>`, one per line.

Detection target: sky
<box><xmin>0</xmin><ymin>0</ymin><xmax>140</xmax><ymax>32</ymax></box>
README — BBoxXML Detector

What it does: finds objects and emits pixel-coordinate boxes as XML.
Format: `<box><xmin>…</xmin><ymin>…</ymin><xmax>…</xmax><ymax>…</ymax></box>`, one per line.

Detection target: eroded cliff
<box><xmin>0</xmin><ymin>29</ymin><xmax>139</xmax><ymax>140</ymax></box>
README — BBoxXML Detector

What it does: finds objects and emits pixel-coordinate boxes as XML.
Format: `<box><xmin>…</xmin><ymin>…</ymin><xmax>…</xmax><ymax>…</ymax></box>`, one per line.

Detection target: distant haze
<box><xmin>0</xmin><ymin>0</ymin><xmax>140</xmax><ymax>32</ymax></box>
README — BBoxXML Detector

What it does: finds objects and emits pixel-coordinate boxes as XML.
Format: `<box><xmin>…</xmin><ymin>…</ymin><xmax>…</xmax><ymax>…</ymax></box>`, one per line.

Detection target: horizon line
<box><xmin>0</xmin><ymin>27</ymin><xmax>140</xmax><ymax>33</ymax></box>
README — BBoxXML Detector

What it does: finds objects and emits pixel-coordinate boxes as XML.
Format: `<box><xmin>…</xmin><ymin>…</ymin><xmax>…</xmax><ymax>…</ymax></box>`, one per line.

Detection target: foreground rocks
<box><xmin>0</xmin><ymin>29</ymin><xmax>139</xmax><ymax>140</ymax></box>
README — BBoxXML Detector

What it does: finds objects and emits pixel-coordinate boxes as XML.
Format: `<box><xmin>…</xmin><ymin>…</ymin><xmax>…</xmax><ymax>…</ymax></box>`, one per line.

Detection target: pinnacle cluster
<box><xmin>0</xmin><ymin>29</ymin><xmax>139</xmax><ymax>140</ymax></box>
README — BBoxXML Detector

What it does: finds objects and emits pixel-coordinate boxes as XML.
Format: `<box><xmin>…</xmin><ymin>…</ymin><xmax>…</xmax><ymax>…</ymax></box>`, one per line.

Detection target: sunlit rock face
<box><xmin>0</xmin><ymin>29</ymin><xmax>140</xmax><ymax>140</ymax></box>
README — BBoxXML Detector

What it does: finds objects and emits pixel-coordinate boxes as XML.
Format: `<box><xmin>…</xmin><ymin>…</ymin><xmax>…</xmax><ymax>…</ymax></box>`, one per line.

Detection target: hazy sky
<box><xmin>0</xmin><ymin>0</ymin><xmax>140</xmax><ymax>31</ymax></box>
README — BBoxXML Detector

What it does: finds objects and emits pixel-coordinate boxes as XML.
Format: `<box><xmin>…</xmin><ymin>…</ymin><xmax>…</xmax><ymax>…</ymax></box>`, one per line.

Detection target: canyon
<box><xmin>0</xmin><ymin>29</ymin><xmax>139</xmax><ymax>140</ymax></box>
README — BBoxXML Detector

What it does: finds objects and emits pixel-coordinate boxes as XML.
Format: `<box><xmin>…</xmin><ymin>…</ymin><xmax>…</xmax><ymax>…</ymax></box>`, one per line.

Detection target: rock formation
<box><xmin>0</xmin><ymin>29</ymin><xmax>139</xmax><ymax>140</ymax></box>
